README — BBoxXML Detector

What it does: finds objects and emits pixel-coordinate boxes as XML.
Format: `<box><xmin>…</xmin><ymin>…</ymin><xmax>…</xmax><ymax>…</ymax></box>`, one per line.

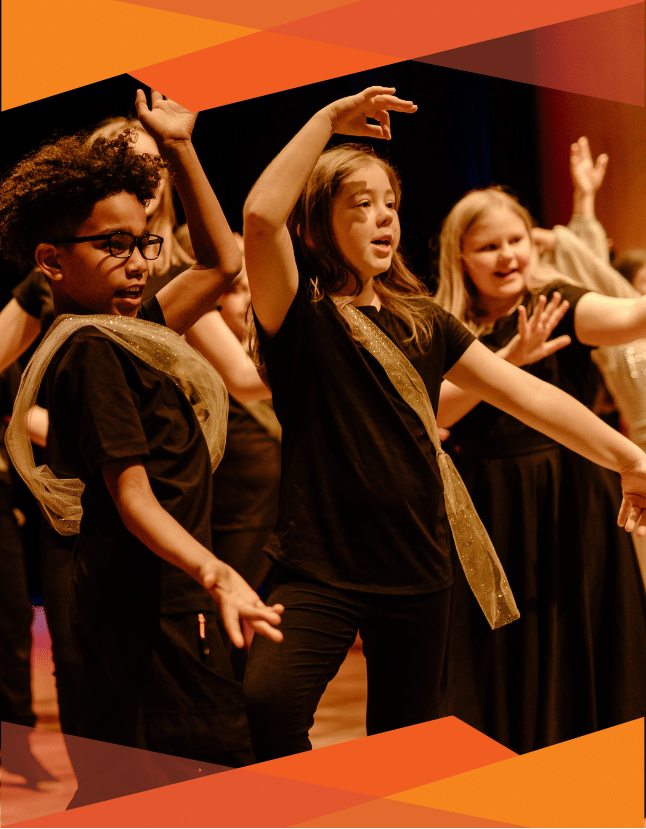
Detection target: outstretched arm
<box><xmin>102</xmin><ymin>457</ymin><xmax>283</xmax><ymax>647</ymax></box>
<box><xmin>135</xmin><ymin>90</ymin><xmax>241</xmax><ymax>335</ymax></box>
<box><xmin>185</xmin><ymin>311</ymin><xmax>271</xmax><ymax>403</ymax></box>
<box><xmin>445</xmin><ymin>340</ymin><xmax>646</xmax><ymax>533</ymax></box>
<box><xmin>243</xmin><ymin>86</ymin><xmax>417</xmax><ymax>337</ymax></box>
<box><xmin>574</xmin><ymin>291</ymin><xmax>646</xmax><ymax>346</ymax></box>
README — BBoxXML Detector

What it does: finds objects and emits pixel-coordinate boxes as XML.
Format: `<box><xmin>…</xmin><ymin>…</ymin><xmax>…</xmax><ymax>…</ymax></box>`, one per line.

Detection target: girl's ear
<box><xmin>35</xmin><ymin>243</ymin><xmax>63</xmax><ymax>281</ymax></box>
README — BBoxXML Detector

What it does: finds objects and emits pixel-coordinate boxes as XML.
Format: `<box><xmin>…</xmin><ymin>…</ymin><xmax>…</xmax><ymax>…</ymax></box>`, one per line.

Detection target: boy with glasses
<box><xmin>0</xmin><ymin>90</ymin><xmax>282</xmax><ymax>806</ymax></box>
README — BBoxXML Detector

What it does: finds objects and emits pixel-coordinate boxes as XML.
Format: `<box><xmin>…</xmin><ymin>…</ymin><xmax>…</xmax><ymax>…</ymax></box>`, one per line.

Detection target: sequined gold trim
<box><xmin>343</xmin><ymin>304</ymin><xmax>519</xmax><ymax>630</ymax></box>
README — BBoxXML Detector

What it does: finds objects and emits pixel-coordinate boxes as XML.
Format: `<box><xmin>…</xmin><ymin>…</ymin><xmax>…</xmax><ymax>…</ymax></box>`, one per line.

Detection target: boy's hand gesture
<box><xmin>204</xmin><ymin>560</ymin><xmax>284</xmax><ymax>648</ymax></box>
<box><xmin>135</xmin><ymin>88</ymin><xmax>196</xmax><ymax>149</ymax></box>
<box><xmin>325</xmin><ymin>86</ymin><xmax>417</xmax><ymax>140</ymax></box>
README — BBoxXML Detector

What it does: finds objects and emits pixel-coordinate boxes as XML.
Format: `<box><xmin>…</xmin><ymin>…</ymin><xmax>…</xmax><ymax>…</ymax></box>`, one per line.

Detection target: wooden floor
<box><xmin>0</xmin><ymin>607</ymin><xmax>368</xmax><ymax>825</ymax></box>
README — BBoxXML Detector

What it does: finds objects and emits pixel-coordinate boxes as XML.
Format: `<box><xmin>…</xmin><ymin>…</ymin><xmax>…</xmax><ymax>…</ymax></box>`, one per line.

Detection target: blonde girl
<box><xmin>436</xmin><ymin>186</ymin><xmax>646</xmax><ymax>752</ymax></box>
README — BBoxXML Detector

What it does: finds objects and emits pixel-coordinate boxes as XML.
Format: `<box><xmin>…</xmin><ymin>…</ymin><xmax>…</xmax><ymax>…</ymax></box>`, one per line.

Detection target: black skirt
<box><xmin>440</xmin><ymin>440</ymin><xmax>646</xmax><ymax>753</ymax></box>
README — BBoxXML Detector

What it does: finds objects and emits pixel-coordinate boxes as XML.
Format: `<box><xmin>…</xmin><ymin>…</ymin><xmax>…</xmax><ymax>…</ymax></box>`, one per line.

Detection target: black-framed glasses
<box><xmin>52</xmin><ymin>232</ymin><xmax>164</xmax><ymax>261</ymax></box>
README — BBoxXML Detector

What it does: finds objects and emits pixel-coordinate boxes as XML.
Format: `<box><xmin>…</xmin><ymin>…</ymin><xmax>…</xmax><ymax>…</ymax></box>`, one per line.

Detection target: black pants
<box><xmin>243</xmin><ymin>570</ymin><xmax>451</xmax><ymax>761</ymax></box>
<box><xmin>0</xmin><ymin>485</ymin><xmax>35</xmax><ymax>729</ymax></box>
<box><xmin>39</xmin><ymin>522</ymin><xmax>83</xmax><ymax>737</ymax></box>
<box><xmin>68</xmin><ymin>611</ymin><xmax>255</xmax><ymax>809</ymax></box>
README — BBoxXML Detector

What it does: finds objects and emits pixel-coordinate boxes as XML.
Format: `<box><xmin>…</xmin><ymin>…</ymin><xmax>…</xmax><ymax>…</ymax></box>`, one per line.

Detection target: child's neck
<box><xmin>341</xmin><ymin>278</ymin><xmax>381</xmax><ymax>310</ymax></box>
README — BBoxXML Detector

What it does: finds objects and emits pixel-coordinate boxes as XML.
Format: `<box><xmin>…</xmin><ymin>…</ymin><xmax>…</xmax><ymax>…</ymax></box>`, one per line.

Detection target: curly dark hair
<box><xmin>0</xmin><ymin>130</ymin><xmax>166</xmax><ymax>271</ymax></box>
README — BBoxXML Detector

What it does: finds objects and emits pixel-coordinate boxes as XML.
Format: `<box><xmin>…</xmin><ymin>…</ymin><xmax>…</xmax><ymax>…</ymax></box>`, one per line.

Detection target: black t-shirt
<box><xmin>450</xmin><ymin>282</ymin><xmax>595</xmax><ymax>453</ymax></box>
<box><xmin>258</xmin><ymin>278</ymin><xmax>474</xmax><ymax>595</ymax></box>
<box><xmin>211</xmin><ymin>398</ymin><xmax>281</xmax><ymax>532</ymax></box>
<box><xmin>45</xmin><ymin>298</ymin><xmax>216</xmax><ymax>622</ymax></box>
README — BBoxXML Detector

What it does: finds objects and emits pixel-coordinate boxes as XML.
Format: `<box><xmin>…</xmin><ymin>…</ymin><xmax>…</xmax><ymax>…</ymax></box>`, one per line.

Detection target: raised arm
<box><xmin>185</xmin><ymin>310</ymin><xmax>271</xmax><ymax>402</ymax></box>
<box><xmin>102</xmin><ymin>457</ymin><xmax>283</xmax><ymax>646</ymax></box>
<box><xmin>243</xmin><ymin>86</ymin><xmax>417</xmax><ymax>337</ymax></box>
<box><xmin>135</xmin><ymin>90</ymin><xmax>241</xmax><ymax>335</ymax></box>
<box><xmin>444</xmin><ymin>340</ymin><xmax>646</xmax><ymax>532</ymax></box>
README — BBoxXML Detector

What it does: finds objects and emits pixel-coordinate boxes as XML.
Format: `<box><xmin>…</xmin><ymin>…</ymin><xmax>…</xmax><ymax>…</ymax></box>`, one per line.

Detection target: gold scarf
<box><xmin>6</xmin><ymin>314</ymin><xmax>228</xmax><ymax>536</ymax></box>
<box><xmin>343</xmin><ymin>304</ymin><xmax>519</xmax><ymax>630</ymax></box>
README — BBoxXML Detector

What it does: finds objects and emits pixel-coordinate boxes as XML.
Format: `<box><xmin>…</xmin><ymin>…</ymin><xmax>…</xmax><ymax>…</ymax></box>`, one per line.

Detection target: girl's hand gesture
<box><xmin>135</xmin><ymin>88</ymin><xmax>196</xmax><ymax>148</ymax></box>
<box><xmin>499</xmin><ymin>293</ymin><xmax>571</xmax><ymax>367</ymax></box>
<box><xmin>570</xmin><ymin>136</ymin><xmax>608</xmax><ymax>198</ymax></box>
<box><xmin>325</xmin><ymin>86</ymin><xmax>417</xmax><ymax>140</ymax></box>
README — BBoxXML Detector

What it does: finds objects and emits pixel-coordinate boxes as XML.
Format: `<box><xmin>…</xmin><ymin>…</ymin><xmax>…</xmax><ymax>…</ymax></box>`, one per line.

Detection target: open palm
<box><xmin>135</xmin><ymin>88</ymin><xmax>196</xmax><ymax>146</ymax></box>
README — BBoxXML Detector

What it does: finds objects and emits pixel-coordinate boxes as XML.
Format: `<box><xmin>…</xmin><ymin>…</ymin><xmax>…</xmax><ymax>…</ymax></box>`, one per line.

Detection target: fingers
<box><xmin>527</xmin><ymin>293</ymin><xmax>569</xmax><ymax>335</ymax></box>
<box><xmin>220</xmin><ymin>605</ymin><xmax>245</xmax><ymax>649</ymax></box>
<box><xmin>542</xmin><ymin>334</ymin><xmax>572</xmax><ymax>357</ymax></box>
<box><xmin>250</xmin><ymin>619</ymin><xmax>284</xmax><ymax>643</ymax></box>
<box><xmin>594</xmin><ymin>152</ymin><xmax>609</xmax><ymax>181</ymax></box>
<box><xmin>135</xmin><ymin>89</ymin><xmax>149</xmax><ymax>115</ymax></box>
<box><xmin>620</xmin><ymin>502</ymin><xmax>643</xmax><ymax>534</ymax></box>
<box><xmin>361</xmin><ymin>87</ymin><xmax>418</xmax><ymax>113</ymax></box>
<box><xmin>373</xmin><ymin>109</ymin><xmax>391</xmax><ymax>140</ymax></box>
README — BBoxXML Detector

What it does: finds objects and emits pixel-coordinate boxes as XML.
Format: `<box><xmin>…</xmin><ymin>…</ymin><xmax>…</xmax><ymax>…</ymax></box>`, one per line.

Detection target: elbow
<box><xmin>219</xmin><ymin>249</ymin><xmax>243</xmax><ymax>281</ymax></box>
<box><xmin>243</xmin><ymin>199</ymin><xmax>282</xmax><ymax>237</ymax></box>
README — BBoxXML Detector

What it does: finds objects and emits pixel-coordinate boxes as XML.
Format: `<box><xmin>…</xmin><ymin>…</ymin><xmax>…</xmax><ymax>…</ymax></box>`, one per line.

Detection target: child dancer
<box><xmin>1</xmin><ymin>90</ymin><xmax>283</xmax><ymax>804</ymax></box>
<box><xmin>435</xmin><ymin>186</ymin><xmax>646</xmax><ymax>752</ymax></box>
<box><xmin>241</xmin><ymin>86</ymin><xmax>646</xmax><ymax>761</ymax></box>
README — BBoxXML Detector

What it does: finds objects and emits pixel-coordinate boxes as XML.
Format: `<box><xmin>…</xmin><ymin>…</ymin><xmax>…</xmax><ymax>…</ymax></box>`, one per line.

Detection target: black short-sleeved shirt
<box><xmin>45</xmin><ymin>298</ymin><xmax>216</xmax><ymax>623</ymax></box>
<box><xmin>450</xmin><ymin>282</ymin><xmax>595</xmax><ymax>451</ymax></box>
<box><xmin>257</xmin><ymin>278</ymin><xmax>475</xmax><ymax>595</ymax></box>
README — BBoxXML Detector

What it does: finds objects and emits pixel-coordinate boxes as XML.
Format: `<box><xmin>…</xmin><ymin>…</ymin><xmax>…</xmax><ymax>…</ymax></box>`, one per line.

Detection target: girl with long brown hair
<box><xmin>241</xmin><ymin>86</ymin><xmax>646</xmax><ymax>761</ymax></box>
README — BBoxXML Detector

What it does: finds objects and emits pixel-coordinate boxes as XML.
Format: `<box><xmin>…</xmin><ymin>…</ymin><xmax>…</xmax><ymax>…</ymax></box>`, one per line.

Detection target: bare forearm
<box><xmin>113</xmin><ymin>472</ymin><xmax>221</xmax><ymax>587</ymax></box>
<box><xmin>498</xmin><ymin>371</ymin><xmax>643</xmax><ymax>472</ymax></box>
<box><xmin>185</xmin><ymin>312</ymin><xmax>271</xmax><ymax>402</ymax></box>
<box><xmin>437</xmin><ymin>380</ymin><xmax>482</xmax><ymax>428</ymax></box>
<box><xmin>446</xmin><ymin>341</ymin><xmax>645</xmax><ymax>473</ymax></box>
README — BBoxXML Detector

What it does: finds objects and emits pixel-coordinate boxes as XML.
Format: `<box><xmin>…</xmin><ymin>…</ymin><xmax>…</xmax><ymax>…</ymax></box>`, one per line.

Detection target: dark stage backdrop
<box><xmin>0</xmin><ymin>62</ymin><xmax>541</xmax><ymax>304</ymax></box>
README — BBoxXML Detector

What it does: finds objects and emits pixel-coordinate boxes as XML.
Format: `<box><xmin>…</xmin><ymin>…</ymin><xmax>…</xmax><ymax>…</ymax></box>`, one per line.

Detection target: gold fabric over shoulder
<box><xmin>343</xmin><ymin>304</ymin><xmax>519</xmax><ymax>630</ymax></box>
<box><xmin>6</xmin><ymin>314</ymin><xmax>228</xmax><ymax>536</ymax></box>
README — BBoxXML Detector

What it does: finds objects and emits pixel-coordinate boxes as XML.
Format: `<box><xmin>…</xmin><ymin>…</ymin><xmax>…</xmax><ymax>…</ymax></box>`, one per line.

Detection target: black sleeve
<box><xmin>138</xmin><ymin>295</ymin><xmax>166</xmax><ymax>326</ymax></box>
<box><xmin>50</xmin><ymin>335</ymin><xmax>150</xmax><ymax>478</ymax></box>
<box><xmin>542</xmin><ymin>282</ymin><xmax>590</xmax><ymax>346</ymax></box>
<box><xmin>435</xmin><ymin>304</ymin><xmax>476</xmax><ymax>372</ymax></box>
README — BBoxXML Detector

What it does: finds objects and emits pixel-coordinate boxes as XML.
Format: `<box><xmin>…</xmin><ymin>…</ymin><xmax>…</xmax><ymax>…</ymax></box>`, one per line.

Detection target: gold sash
<box><xmin>6</xmin><ymin>314</ymin><xmax>228</xmax><ymax>536</ymax></box>
<box><xmin>343</xmin><ymin>304</ymin><xmax>519</xmax><ymax>630</ymax></box>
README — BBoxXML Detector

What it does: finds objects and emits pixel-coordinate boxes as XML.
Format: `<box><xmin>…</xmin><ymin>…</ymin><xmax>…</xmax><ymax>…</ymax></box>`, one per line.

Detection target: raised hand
<box><xmin>499</xmin><ymin>293</ymin><xmax>571</xmax><ymax>367</ymax></box>
<box><xmin>325</xmin><ymin>86</ymin><xmax>417</xmax><ymax>140</ymax></box>
<box><xmin>570</xmin><ymin>136</ymin><xmax>608</xmax><ymax>198</ymax></box>
<box><xmin>204</xmin><ymin>560</ymin><xmax>284</xmax><ymax>648</ymax></box>
<box><xmin>135</xmin><ymin>88</ymin><xmax>197</xmax><ymax>148</ymax></box>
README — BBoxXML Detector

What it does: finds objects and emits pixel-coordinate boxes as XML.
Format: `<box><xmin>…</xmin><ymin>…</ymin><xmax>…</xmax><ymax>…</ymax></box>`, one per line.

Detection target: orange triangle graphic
<box><xmin>391</xmin><ymin>719</ymin><xmax>644</xmax><ymax>828</ymax></box>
